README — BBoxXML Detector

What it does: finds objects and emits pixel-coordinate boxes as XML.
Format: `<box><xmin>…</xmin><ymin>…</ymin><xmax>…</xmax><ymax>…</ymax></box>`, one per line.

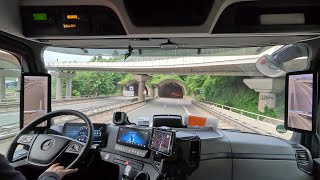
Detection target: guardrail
<box><xmin>0</xmin><ymin>97</ymin><xmax>156</xmax><ymax>140</ymax></box>
<box><xmin>192</xmin><ymin>101</ymin><xmax>292</xmax><ymax>140</ymax></box>
<box><xmin>201</xmin><ymin>101</ymin><xmax>283</xmax><ymax>124</ymax></box>
<box><xmin>0</xmin><ymin>95</ymin><xmax>121</xmax><ymax>112</ymax></box>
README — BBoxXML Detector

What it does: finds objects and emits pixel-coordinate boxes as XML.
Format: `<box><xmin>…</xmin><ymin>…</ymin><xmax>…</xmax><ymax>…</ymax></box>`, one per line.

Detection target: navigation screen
<box><xmin>63</xmin><ymin>123</ymin><xmax>106</xmax><ymax>144</ymax></box>
<box><xmin>150</xmin><ymin>129</ymin><xmax>174</xmax><ymax>155</ymax></box>
<box><xmin>116</xmin><ymin>127</ymin><xmax>150</xmax><ymax>149</ymax></box>
<box><xmin>287</xmin><ymin>73</ymin><xmax>315</xmax><ymax>132</ymax></box>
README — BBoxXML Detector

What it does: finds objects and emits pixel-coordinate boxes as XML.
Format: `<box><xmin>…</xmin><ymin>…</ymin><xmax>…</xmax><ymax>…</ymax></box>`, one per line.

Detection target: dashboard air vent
<box><xmin>291</xmin><ymin>144</ymin><xmax>313</xmax><ymax>174</ymax></box>
<box><xmin>189</xmin><ymin>140</ymin><xmax>200</xmax><ymax>162</ymax></box>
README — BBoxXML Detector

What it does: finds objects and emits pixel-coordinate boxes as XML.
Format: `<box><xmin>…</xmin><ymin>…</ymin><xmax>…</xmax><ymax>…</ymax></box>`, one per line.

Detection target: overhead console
<box><xmin>20</xmin><ymin>6</ymin><xmax>126</xmax><ymax>37</ymax></box>
<box><xmin>213</xmin><ymin>1</ymin><xmax>320</xmax><ymax>34</ymax></box>
<box><xmin>124</xmin><ymin>0</ymin><xmax>214</xmax><ymax>27</ymax></box>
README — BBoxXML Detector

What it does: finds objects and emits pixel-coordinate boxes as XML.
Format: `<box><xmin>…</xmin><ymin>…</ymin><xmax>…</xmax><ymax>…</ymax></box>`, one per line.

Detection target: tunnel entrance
<box><xmin>159</xmin><ymin>82</ymin><xmax>183</xmax><ymax>98</ymax></box>
<box><xmin>127</xmin><ymin>82</ymin><xmax>148</xmax><ymax>96</ymax></box>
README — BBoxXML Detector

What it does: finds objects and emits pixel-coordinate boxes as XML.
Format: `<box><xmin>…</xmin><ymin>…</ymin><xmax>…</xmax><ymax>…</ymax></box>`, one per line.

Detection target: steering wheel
<box><xmin>6</xmin><ymin>110</ymin><xmax>94</xmax><ymax>169</ymax></box>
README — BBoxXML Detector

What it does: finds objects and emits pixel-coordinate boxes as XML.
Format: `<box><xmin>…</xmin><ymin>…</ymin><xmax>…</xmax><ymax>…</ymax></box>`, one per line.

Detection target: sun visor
<box><xmin>213</xmin><ymin>1</ymin><xmax>320</xmax><ymax>34</ymax></box>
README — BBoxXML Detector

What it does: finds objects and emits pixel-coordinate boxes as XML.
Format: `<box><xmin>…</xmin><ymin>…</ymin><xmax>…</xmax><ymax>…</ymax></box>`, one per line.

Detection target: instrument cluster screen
<box><xmin>150</xmin><ymin>129</ymin><xmax>174</xmax><ymax>156</ymax></box>
<box><xmin>63</xmin><ymin>123</ymin><xmax>106</xmax><ymax>145</ymax></box>
<box><xmin>116</xmin><ymin>127</ymin><xmax>150</xmax><ymax>150</ymax></box>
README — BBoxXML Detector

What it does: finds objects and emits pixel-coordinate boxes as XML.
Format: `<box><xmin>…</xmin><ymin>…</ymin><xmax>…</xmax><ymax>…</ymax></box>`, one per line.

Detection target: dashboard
<box><xmin>53</xmin><ymin>123</ymin><xmax>313</xmax><ymax>180</ymax></box>
<box><xmin>62</xmin><ymin>123</ymin><xmax>107</xmax><ymax>145</ymax></box>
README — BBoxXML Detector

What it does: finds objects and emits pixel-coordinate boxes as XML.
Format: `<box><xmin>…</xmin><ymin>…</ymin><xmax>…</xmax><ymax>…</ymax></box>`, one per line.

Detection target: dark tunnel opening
<box><xmin>159</xmin><ymin>82</ymin><xmax>183</xmax><ymax>98</ymax></box>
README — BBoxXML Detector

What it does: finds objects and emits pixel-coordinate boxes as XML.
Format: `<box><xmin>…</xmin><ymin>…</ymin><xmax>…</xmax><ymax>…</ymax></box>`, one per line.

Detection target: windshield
<box><xmin>43</xmin><ymin>46</ymin><xmax>309</xmax><ymax>140</ymax></box>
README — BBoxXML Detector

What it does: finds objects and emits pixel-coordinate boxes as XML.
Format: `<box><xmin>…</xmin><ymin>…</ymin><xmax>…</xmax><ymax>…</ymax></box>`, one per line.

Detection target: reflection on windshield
<box><xmin>42</xmin><ymin>46</ymin><xmax>307</xmax><ymax>140</ymax></box>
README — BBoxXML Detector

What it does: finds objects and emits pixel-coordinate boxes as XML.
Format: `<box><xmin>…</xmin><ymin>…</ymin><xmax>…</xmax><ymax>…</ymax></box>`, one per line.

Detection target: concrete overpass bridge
<box><xmin>0</xmin><ymin>46</ymin><xmax>291</xmax><ymax>112</ymax></box>
<box><xmin>44</xmin><ymin>46</ymin><xmax>287</xmax><ymax>76</ymax></box>
<box><xmin>44</xmin><ymin>45</ymin><xmax>291</xmax><ymax>111</ymax></box>
<box><xmin>45</xmin><ymin>51</ymin><xmax>278</xmax><ymax>76</ymax></box>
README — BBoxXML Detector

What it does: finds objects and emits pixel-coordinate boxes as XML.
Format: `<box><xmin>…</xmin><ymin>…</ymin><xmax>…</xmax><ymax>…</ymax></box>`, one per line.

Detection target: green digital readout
<box><xmin>32</xmin><ymin>13</ymin><xmax>48</xmax><ymax>21</ymax></box>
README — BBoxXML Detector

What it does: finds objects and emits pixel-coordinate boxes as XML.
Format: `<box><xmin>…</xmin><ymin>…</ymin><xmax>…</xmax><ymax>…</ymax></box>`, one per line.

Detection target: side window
<box><xmin>0</xmin><ymin>49</ymin><xmax>21</xmax><ymax>153</ymax></box>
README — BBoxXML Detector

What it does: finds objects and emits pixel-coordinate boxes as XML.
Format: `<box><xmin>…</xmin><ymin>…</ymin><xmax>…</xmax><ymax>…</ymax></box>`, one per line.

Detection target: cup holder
<box><xmin>134</xmin><ymin>172</ymin><xmax>149</xmax><ymax>180</ymax></box>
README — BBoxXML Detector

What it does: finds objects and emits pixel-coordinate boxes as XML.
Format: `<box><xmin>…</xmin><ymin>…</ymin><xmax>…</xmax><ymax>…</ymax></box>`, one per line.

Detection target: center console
<box><xmin>100</xmin><ymin>125</ymin><xmax>201</xmax><ymax>180</ymax></box>
<box><xmin>115</xmin><ymin>127</ymin><xmax>150</xmax><ymax>157</ymax></box>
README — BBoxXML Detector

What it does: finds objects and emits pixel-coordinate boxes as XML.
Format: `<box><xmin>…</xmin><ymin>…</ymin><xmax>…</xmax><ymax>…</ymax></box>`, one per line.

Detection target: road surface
<box><xmin>127</xmin><ymin>98</ymin><xmax>230</xmax><ymax>129</ymax></box>
<box><xmin>288</xmin><ymin>78</ymin><xmax>312</xmax><ymax>131</ymax></box>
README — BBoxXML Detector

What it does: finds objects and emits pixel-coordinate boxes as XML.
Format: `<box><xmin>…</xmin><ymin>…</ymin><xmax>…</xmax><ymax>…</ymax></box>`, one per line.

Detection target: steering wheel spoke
<box><xmin>17</xmin><ymin>134</ymin><xmax>37</xmax><ymax>146</ymax></box>
<box><xmin>65</xmin><ymin>141</ymin><xmax>84</xmax><ymax>155</ymax></box>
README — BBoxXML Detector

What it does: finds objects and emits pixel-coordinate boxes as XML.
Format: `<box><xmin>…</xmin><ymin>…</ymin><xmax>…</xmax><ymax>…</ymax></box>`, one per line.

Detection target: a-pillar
<box><xmin>51</xmin><ymin>72</ymin><xmax>76</xmax><ymax>100</ymax></box>
<box><xmin>243</xmin><ymin>78</ymin><xmax>284</xmax><ymax>112</ymax></box>
<box><xmin>135</xmin><ymin>75</ymin><xmax>151</xmax><ymax>101</ymax></box>
<box><xmin>0</xmin><ymin>77</ymin><xmax>5</xmax><ymax>101</ymax></box>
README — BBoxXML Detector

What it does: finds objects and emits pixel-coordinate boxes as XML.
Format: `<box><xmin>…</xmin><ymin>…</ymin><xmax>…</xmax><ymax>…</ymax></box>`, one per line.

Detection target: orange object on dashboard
<box><xmin>188</xmin><ymin>115</ymin><xmax>207</xmax><ymax>126</ymax></box>
<box><xmin>67</xmin><ymin>15</ymin><xmax>79</xmax><ymax>19</ymax></box>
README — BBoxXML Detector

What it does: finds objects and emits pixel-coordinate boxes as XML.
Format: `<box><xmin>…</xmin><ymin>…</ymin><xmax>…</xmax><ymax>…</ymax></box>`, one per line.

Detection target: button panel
<box><xmin>12</xmin><ymin>149</ymin><xmax>28</xmax><ymax>162</ymax></box>
<box><xmin>115</xmin><ymin>144</ymin><xmax>148</xmax><ymax>157</ymax></box>
<box><xmin>66</xmin><ymin>143</ymin><xmax>82</xmax><ymax>154</ymax></box>
<box><xmin>113</xmin><ymin>156</ymin><xmax>144</xmax><ymax>170</ymax></box>
<box><xmin>18</xmin><ymin>135</ymin><xmax>34</xmax><ymax>144</ymax></box>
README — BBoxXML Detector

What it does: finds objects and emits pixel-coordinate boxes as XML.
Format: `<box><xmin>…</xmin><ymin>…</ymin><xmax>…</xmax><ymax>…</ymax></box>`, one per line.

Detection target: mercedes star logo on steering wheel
<box><xmin>41</xmin><ymin>139</ymin><xmax>55</xmax><ymax>151</ymax></box>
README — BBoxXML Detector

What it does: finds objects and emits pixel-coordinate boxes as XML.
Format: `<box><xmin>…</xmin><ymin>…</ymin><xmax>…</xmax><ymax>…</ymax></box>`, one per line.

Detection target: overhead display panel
<box><xmin>21</xmin><ymin>6</ymin><xmax>126</xmax><ymax>37</ymax></box>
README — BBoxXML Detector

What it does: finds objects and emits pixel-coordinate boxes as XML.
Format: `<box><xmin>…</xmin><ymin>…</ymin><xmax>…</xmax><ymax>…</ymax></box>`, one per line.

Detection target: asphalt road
<box><xmin>127</xmin><ymin>98</ymin><xmax>223</xmax><ymax>128</ymax></box>
<box><xmin>288</xmin><ymin>79</ymin><xmax>313</xmax><ymax>131</ymax></box>
<box><xmin>0</xmin><ymin>96</ymin><xmax>134</xmax><ymax>127</ymax></box>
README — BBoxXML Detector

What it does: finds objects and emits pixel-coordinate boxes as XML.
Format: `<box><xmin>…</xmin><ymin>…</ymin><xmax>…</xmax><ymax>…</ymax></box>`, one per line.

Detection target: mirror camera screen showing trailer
<box><xmin>285</xmin><ymin>71</ymin><xmax>317</xmax><ymax>133</ymax></box>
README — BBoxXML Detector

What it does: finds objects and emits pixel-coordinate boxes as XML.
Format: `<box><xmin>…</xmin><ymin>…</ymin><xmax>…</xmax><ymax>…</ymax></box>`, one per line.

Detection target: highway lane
<box><xmin>127</xmin><ymin>98</ymin><xmax>231</xmax><ymax>129</ymax></box>
<box><xmin>288</xmin><ymin>78</ymin><xmax>313</xmax><ymax>131</ymax></box>
<box><xmin>0</xmin><ymin>96</ymin><xmax>134</xmax><ymax>127</ymax></box>
<box><xmin>288</xmin><ymin>112</ymin><xmax>312</xmax><ymax>131</ymax></box>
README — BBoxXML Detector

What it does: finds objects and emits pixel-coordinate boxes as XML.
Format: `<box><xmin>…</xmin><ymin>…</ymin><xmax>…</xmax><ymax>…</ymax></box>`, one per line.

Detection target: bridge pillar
<box><xmin>122</xmin><ymin>86</ymin><xmax>126</xmax><ymax>96</ymax></box>
<box><xmin>56</xmin><ymin>77</ymin><xmax>62</xmax><ymax>100</ymax></box>
<box><xmin>153</xmin><ymin>85</ymin><xmax>159</xmax><ymax>97</ymax></box>
<box><xmin>51</xmin><ymin>72</ymin><xmax>76</xmax><ymax>100</ymax></box>
<box><xmin>149</xmin><ymin>87</ymin><xmax>154</xmax><ymax>97</ymax></box>
<box><xmin>66</xmin><ymin>78</ymin><xmax>73</xmax><ymax>99</ymax></box>
<box><xmin>135</xmin><ymin>75</ymin><xmax>151</xmax><ymax>101</ymax></box>
<box><xmin>243</xmin><ymin>78</ymin><xmax>284</xmax><ymax>112</ymax></box>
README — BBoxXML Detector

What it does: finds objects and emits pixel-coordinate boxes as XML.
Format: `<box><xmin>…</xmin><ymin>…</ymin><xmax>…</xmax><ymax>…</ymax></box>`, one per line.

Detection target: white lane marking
<box><xmin>182</xmin><ymin>103</ymin><xmax>191</xmax><ymax>115</ymax></box>
<box><xmin>127</xmin><ymin>99</ymin><xmax>159</xmax><ymax>115</ymax></box>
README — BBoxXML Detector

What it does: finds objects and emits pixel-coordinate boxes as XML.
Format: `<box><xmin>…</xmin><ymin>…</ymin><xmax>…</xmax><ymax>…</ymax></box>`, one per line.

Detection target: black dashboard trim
<box><xmin>200</xmin><ymin>153</ymin><xmax>296</xmax><ymax>161</ymax></box>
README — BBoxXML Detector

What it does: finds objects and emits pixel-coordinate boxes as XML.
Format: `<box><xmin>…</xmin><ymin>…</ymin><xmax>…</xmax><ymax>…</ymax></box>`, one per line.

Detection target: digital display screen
<box><xmin>63</xmin><ymin>123</ymin><xmax>106</xmax><ymax>144</ymax></box>
<box><xmin>63</xmin><ymin>23</ymin><xmax>77</xmax><ymax>29</ymax></box>
<box><xmin>150</xmin><ymin>129</ymin><xmax>174</xmax><ymax>155</ymax></box>
<box><xmin>116</xmin><ymin>127</ymin><xmax>150</xmax><ymax>149</ymax></box>
<box><xmin>22</xmin><ymin>74</ymin><xmax>51</xmax><ymax>128</ymax></box>
<box><xmin>33</xmin><ymin>13</ymin><xmax>48</xmax><ymax>21</ymax></box>
<box><xmin>286</xmin><ymin>73</ymin><xmax>316</xmax><ymax>132</ymax></box>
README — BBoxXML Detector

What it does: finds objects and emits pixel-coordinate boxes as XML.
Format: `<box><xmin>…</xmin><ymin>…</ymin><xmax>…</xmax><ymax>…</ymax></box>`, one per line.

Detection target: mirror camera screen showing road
<box><xmin>23</xmin><ymin>76</ymin><xmax>49</xmax><ymax>127</ymax></box>
<box><xmin>287</xmin><ymin>73</ymin><xmax>313</xmax><ymax>131</ymax></box>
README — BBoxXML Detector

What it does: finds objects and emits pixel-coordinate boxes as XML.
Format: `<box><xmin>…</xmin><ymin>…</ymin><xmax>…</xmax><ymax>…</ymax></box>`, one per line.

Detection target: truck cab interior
<box><xmin>2</xmin><ymin>0</ymin><xmax>320</xmax><ymax>180</ymax></box>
